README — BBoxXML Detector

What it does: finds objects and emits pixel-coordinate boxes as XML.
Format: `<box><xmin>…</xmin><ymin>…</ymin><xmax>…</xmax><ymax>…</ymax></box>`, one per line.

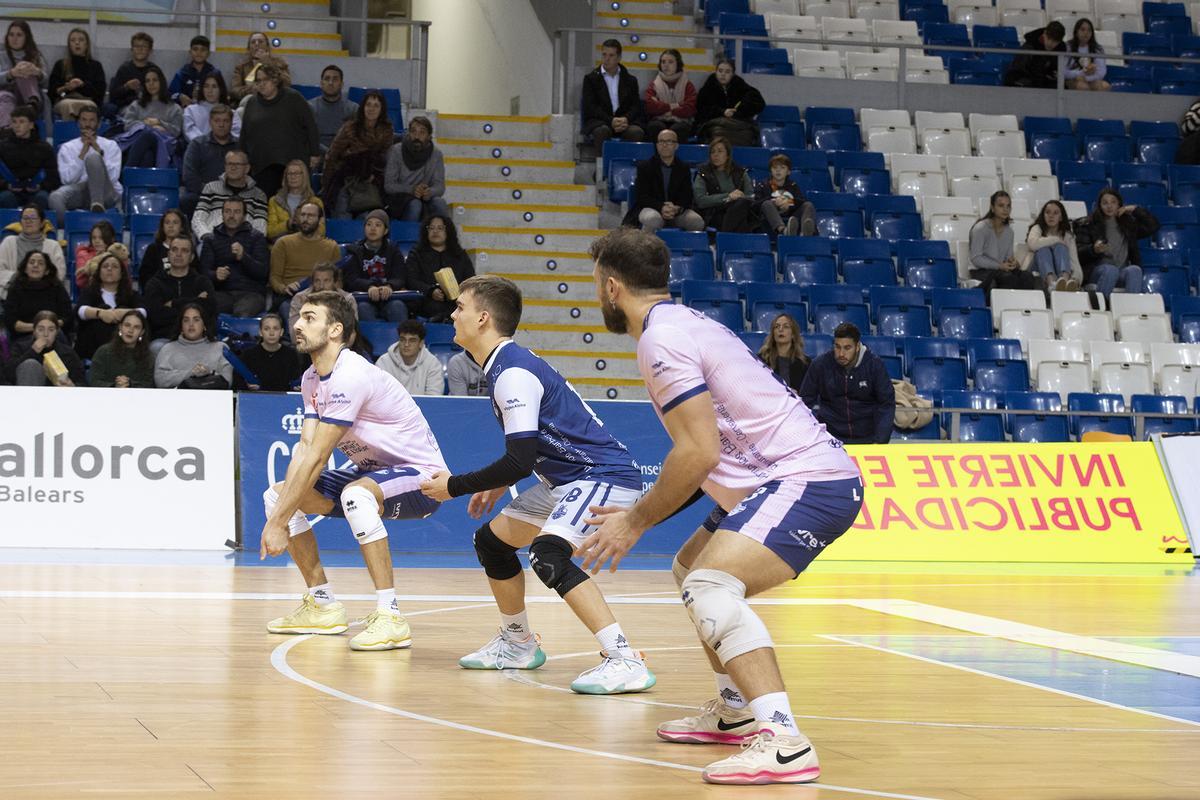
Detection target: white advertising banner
<box><xmin>1153</xmin><ymin>433</ymin><xmax>1200</xmax><ymax>555</ymax></box>
<box><xmin>0</xmin><ymin>387</ymin><xmax>235</xmax><ymax>549</ymax></box>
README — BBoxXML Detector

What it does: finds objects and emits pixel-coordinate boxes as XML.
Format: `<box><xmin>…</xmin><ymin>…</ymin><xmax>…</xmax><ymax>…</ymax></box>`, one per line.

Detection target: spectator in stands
<box><xmin>1178</xmin><ymin>98</ymin><xmax>1200</xmax><ymax>164</ymax></box>
<box><xmin>376</xmin><ymin>318</ymin><xmax>444</xmax><ymax>396</ymax></box>
<box><xmin>119</xmin><ymin>65</ymin><xmax>183</xmax><ymax>168</ymax></box>
<box><xmin>143</xmin><ymin>235</ymin><xmax>215</xmax><ymax>346</ymax></box>
<box><xmin>267</xmin><ymin>159</ymin><xmax>325</xmax><ymax>242</ymax></box>
<box><xmin>693</xmin><ymin>136</ymin><xmax>757</xmax><ymax>233</ymax></box>
<box><xmin>192</xmin><ymin>149</ymin><xmax>268</xmax><ymax>239</ymax></box>
<box><xmin>969</xmin><ymin>190</ymin><xmax>1038</xmax><ymax>295</ymax></box>
<box><xmin>181</xmin><ymin>102</ymin><xmax>238</xmax><ymax>216</ymax></box>
<box><xmin>154</xmin><ymin>301</ymin><xmax>232</xmax><ymax>389</ymax></box>
<box><xmin>230</xmin><ymin>32</ymin><xmax>291</xmax><ymax>105</ymax></box>
<box><xmin>581</xmin><ymin>39</ymin><xmax>645</xmax><ymax>149</ymax></box>
<box><xmin>106</xmin><ymin>32</ymin><xmax>158</xmax><ymax>119</ymax></box>
<box><xmin>1024</xmin><ymin>200</ymin><xmax>1082</xmax><ymax>291</ymax></box>
<box><xmin>200</xmin><ymin>196</ymin><xmax>270</xmax><ymax>317</ymax></box>
<box><xmin>6</xmin><ymin>310</ymin><xmax>84</xmax><ymax>386</ymax></box>
<box><xmin>754</xmin><ymin>152</ymin><xmax>816</xmax><ymax>238</ymax></box>
<box><xmin>447</xmin><ymin>350</ymin><xmax>488</xmax><ymax>396</ymax></box>
<box><xmin>342</xmin><ymin>209</ymin><xmax>409</xmax><ymax>321</ymax></box>
<box><xmin>89</xmin><ymin>309</ymin><xmax>155</xmax><ymax>387</ymax></box>
<box><xmin>269</xmin><ymin>201</ymin><xmax>340</xmax><ymax>301</ymax></box>
<box><xmin>1064</xmin><ymin>19</ymin><xmax>1109</xmax><ymax>92</ymax></box>
<box><xmin>758</xmin><ymin>313</ymin><xmax>809</xmax><ymax>394</ymax></box>
<box><xmin>48</xmin><ymin>28</ymin><xmax>105</xmax><ymax>120</ymax></box>
<box><xmin>49</xmin><ymin>104</ymin><xmax>122</xmax><ymax>219</ymax></box>
<box><xmin>799</xmin><ymin>322</ymin><xmax>894</xmax><ymax>445</ymax></box>
<box><xmin>284</xmin><ymin>261</ymin><xmax>356</xmax><ymax>333</ymax></box>
<box><xmin>183</xmin><ymin>75</ymin><xmax>241</xmax><ymax>142</ymax></box>
<box><xmin>169</xmin><ymin>35</ymin><xmax>219</xmax><ymax>107</ymax></box>
<box><xmin>0</xmin><ymin>105</ymin><xmax>58</xmax><ymax>210</ymax></box>
<box><xmin>310</xmin><ymin>64</ymin><xmax>358</xmax><ymax>155</ymax></box>
<box><xmin>0</xmin><ymin>204</ymin><xmax>67</xmax><ymax>298</ymax></box>
<box><xmin>0</xmin><ymin>20</ymin><xmax>46</xmax><ymax>125</ymax></box>
<box><xmin>644</xmin><ymin>49</ymin><xmax>696</xmax><ymax>143</ymax></box>
<box><xmin>3</xmin><ymin>250</ymin><xmax>72</xmax><ymax>340</ymax></box>
<box><xmin>623</xmin><ymin>128</ymin><xmax>704</xmax><ymax>232</ymax></box>
<box><xmin>138</xmin><ymin>209</ymin><xmax>191</xmax><ymax>288</ymax></box>
<box><xmin>74</xmin><ymin>220</ymin><xmax>130</xmax><ymax>291</ymax></box>
<box><xmin>1074</xmin><ymin>187</ymin><xmax>1159</xmax><ymax>300</ymax></box>
<box><xmin>75</xmin><ymin>252</ymin><xmax>144</xmax><ymax>359</ymax></box>
<box><xmin>1003</xmin><ymin>21</ymin><xmax>1066</xmax><ymax>89</ymax></box>
<box><xmin>239</xmin><ymin>63</ymin><xmax>319</xmax><ymax>197</ymax></box>
<box><xmin>405</xmin><ymin>213</ymin><xmax>475</xmax><ymax>322</ymax></box>
<box><xmin>323</xmin><ymin>90</ymin><xmax>393</xmax><ymax>219</ymax></box>
<box><xmin>234</xmin><ymin>312</ymin><xmax>302</xmax><ymax>391</ymax></box>
<box><xmin>384</xmin><ymin>115</ymin><xmax>448</xmax><ymax>221</ymax></box>
<box><xmin>695</xmin><ymin>58</ymin><xmax>764</xmax><ymax>147</ymax></box>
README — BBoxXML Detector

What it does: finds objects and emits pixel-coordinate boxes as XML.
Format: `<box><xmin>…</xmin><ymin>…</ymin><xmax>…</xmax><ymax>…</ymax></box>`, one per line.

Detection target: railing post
<box><xmin>897</xmin><ymin>44</ymin><xmax>907</xmax><ymax>109</ymax></box>
<box><xmin>552</xmin><ymin>31</ymin><xmax>563</xmax><ymax>116</ymax></box>
<box><xmin>1056</xmin><ymin>52</ymin><xmax>1066</xmax><ymax>118</ymax></box>
<box><xmin>567</xmin><ymin>29</ymin><xmax>577</xmax><ymax>117</ymax></box>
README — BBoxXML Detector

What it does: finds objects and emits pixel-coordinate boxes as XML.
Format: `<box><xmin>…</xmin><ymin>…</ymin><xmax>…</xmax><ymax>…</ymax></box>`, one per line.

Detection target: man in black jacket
<box><xmin>799</xmin><ymin>323</ymin><xmax>895</xmax><ymax>445</ymax></box>
<box><xmin>622</xmin><ymin>129</ymin><xmax>703</xmax><ymax>231</ymax></box>
<box><xmin>105</xmin><ymin>32</ymin><xmax>159</xmax><ymax>118</ymax></box>
<box><xmin>0</xmin><ymin>106</ymin><xmax>58</xmax><ymax>210</ymax></box>
<box><xmin>1003</xmin><ymin>22</ymin><xmax>1067</xmax><ymax>88</ymax></box>
<box><xmin>581</xmin><ymin>40</ymin><xmax>645</xmax><ymax>149</ymax></box>
<box><xmin>200</xmin><ymin>197</ymin><xmax>270</xmax><ymax>316</ymax></box>
<box><xmin>143</xmin><ymin>236</ymin><xmax>216</xmax><ymax>346</ymax></box>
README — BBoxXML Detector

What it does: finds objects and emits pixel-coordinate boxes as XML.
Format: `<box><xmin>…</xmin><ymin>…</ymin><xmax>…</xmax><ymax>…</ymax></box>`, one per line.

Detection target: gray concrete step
<box><xmin>446</xmin><ymin>180</ymin><xmax>595</xmax><ymax>206</ymax></box>
<box><xmin>440</xmin><ymin>138</ymin><xmax>573</xmax><ymax>162</ymax></box>
<box><xmin>445</xmin><ymin>158</ymin><xmax>577</xmax><ymax>184</ymax></box>
<box><xmin>451</xmin><ymin>203</ymin><xmax>598</xmax><ymax>230</ymax></box>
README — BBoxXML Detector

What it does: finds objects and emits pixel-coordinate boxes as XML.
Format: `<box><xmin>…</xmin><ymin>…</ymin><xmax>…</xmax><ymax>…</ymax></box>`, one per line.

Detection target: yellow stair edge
<box><xmin>441</xmin><ymin>113</ymin><xmax>552</xmax><ymax>124</ymax></box>
<box><xmin>217</xmin><ymin>46</ymin><xmax>348</xmax><ymax>56</ymax></box>
<box><xmin>440</xmin><ymin>138</ymin><xmax>553</xmax><ymax>149</ymax></box>
<box><xmin>470</xmin><ymin>250</ymin><xmax>591</xmax><ymax>259</ymax></box>
<box><xmin>519</xmin><ymin>323</ymin><xmax>607</xmax><ymax>333</ymax></box>
<box><xmin>447</xmin><ymin>157</ymin><xmax>575</xmax><ymax>168</ymax></box>
<box><xmin>536</xmin><ymin>350</ymin><xmax>636</xmax><ymax>359</ymax></box>
<box><xmin>448</xmin><ymin>180</ymin><xmax>586</xmax><ymax>191</ymax></box>
<box><xmin>596</xmin><ymin>10</ymin><xmax>687</xmax><ymax>21</ymax></box>
<box><xmin>488</xmin><ymin>272</ymin><xmax>594</xmax><ymax>281</ymax></box>
<box><xmin>569</xmin><ymin>377</ymin><xmax>645</xmax><ymax>387</ymax></box>
<box><xmin>526</xmin><ymin>298</ymin><xmax>600</xmax><ymax>308</ymax></box>
<box><xmin>463</xmin><ymin>226</ymin><xmax>604</xmax><ymax>236</ymax></box>
<box><xmin>217</xmin><ymin>28</ymin><xmax>343</xmax><ymax>41</ymax></box>
<box><xmin>453</xmin><ymin>203</ymin><xmax>597</xmax><ymax>214</ymax></box>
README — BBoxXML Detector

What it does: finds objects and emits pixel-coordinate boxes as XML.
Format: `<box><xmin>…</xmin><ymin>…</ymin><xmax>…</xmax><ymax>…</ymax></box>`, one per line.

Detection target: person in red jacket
<box><xmin>643</xmin><ymin>49</ymin><xmax>697</xmax><ymax>144</ymax></box>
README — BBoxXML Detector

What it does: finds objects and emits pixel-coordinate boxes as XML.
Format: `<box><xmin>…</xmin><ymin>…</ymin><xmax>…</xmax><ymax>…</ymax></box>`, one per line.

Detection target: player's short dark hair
<box><xmin>321</xmin><ymin>64</ymin><xmax>344</xmax><ymax>80</ymax></box>
<box><xmin>221</xmin><ymin>195</ymin><xmax>246</xmax><ymax>212</ymax></box>
<box><xmin>76</xmin><ymin>103</ymin><xmax>98</xmax><ymax>120</ymax></box>
<box><xmin>398</xmin><ymin>319</ymin><xmax>426</xmax><ymax>340</ymax></box>
<box><xmin>408</xmin><ymin>115</ymin><xmax>433</xmax><ymax>136</ymax></box>
<box><xmin>833</xmin><ymin>322</ymin><xmax>861</xmax><ymax>343</ymax></box>
<box><xmin>589</xmin><ymin>228</ymin><xmax>671</xmax><ymax>295</ymax></box>
<box><xmin>303</xmin><ymin>290</ymin><xmax>356</xmax><ymax>342</ymax></box>
<box><xmin>459</xmin><ymin>275</ymin><xmax>522</xmax><ymax>337</ymax></box>
<box><xmin>259</xmin><ymin>312</ymin><xmax>284</xmax><ymax>330</ymax></box>
<box><xmin>190</xmin><ymin>35</ymin><xmax>211</xmax><ymax>49</ymax></box>
<box><xmin>601</xmin><ymin>39</ymin><xmax>623</xmax><ymax>55</ymax></box>
<box><xmin>131</xmin><ymin>31</ymin><xmax>153</xmax><ymax>48</ymax></box>
<box><xmin>1045</xmin><ymin>21</ymin><xmax>1066</xmax><ymax>42</ymax></box>
<box><xmin>10</xmin><ymin>104</ymin><xmax>37</xmax><ymax>123</ymax></box>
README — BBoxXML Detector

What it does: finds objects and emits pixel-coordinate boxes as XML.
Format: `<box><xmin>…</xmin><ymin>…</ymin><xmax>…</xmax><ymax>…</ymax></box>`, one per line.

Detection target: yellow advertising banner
<box><xmin>824</xmin><ymin>442</ymin><xmax>1191</xmax><ymax>563</ymax></box>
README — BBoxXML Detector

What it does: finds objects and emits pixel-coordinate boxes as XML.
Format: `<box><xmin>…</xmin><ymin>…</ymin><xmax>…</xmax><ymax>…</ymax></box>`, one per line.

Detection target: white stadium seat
<box><xmin>1096</xmin><ymin>362</ymin><xmax>1154</xmax><ymax>403</ymax></box>
<box><xmin>1060</xmin><ymin>310</ymin><xmax>1115</xmax><ymax>342</ymax></box>
<box><xmin>1090</xmin><ymin>341</ymin><xmax>1147</xmax><ymax>374</ymax></box>
<box><xmin>1050</xmin><ymin>290</ymin><xmax>1106</xmax><ymax>330</ymax></box>
<box><xmin>1116</xmin><ymin>313</ymin><xmax>1173</xmax><ymax>344</ymax></box>
<box><xmin>1028</xmin><ymin>339</ymin><xmax>1086</xmax><ymax>380</ymax></box>
<box><xmin>1001</xmin><ymin>308</ymin><xmax>1055</xmax><ymax>351</ymax></box>
<box><xmin>1110</xmin><ymin>293</ymin><xmax>1166</xmax><ymax>318</ymax></box>
<box><xmin>1038</xmin><ymin>360</ymin><xmax>1093</xmax><ymax>401</ymax></box>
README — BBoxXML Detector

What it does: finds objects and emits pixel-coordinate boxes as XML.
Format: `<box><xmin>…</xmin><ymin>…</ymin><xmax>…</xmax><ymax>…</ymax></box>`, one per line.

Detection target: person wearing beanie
<box><xmin>340</xmin><ymin>208</ymin><xmax>410</xmax><ymax>322</ymax></box>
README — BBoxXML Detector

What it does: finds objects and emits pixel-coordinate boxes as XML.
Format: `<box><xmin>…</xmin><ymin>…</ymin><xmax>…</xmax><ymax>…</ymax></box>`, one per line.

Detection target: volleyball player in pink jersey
<box><xmin>260</xmin><ymin>290</ymin><xmax>447</xmax><ymax>651</ymax></box>
<box><xmin>581</xmin><ymin>229</ymin><xmax>864</xmax><ymax>785</ymax></box>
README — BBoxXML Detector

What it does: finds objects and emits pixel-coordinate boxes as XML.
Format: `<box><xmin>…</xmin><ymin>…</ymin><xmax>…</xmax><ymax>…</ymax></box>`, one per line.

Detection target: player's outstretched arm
<box><xmin>580</xmin><ymin>391</ymin><xmax>719</xmax><ymax>573</ymax></box>
<box><xmin>420</xmin><ymin>436</ymin><xmax>539</xmax><ymax>502</ymax></box>
<box><xmin>260</xmin><ymin>419</ymin><xmax>344</xmax><ymax>558</ymax></box>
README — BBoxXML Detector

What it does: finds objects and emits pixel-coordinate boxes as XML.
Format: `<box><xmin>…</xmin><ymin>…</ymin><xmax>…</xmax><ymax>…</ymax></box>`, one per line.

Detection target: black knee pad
<box><xmin>528</xmin><ymin>535</ymin><xmax>588</xmax><ymax>598</ymax></box>
<box><xmin>473</xmin><ymin>522</ymin><xmax>522</xmax><ymax>581</ymax></box>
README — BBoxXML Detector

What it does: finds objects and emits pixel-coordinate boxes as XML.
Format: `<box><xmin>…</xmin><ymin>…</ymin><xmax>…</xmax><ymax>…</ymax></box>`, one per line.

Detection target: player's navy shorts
<box><xmin>315</xmin><ymin>465</ymin><xmax>441</xmax><ymax>521</ymax></box>
<box><xmin>702</xmin><ymin>477</ymin><xmax>864</xmax><ymax>575</ymax></box>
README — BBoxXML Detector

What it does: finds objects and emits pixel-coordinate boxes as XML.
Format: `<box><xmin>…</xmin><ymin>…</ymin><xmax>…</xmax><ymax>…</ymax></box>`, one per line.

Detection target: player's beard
<box><xmin>294</xmin><ymin>328</ymin><xmax>328</xmax><ymax>354</ymax></box>
<box><xmin>599</xmin><ymin>301</ymin><xmax>628</xmax><ymax>334</ymax></box>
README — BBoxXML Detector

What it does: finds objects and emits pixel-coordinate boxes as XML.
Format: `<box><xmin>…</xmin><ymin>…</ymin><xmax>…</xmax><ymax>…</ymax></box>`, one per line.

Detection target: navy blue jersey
<box><xmin>483</xmin><ymin>341</ymin><xmax>641</xmax><ymax>489</ymax></box>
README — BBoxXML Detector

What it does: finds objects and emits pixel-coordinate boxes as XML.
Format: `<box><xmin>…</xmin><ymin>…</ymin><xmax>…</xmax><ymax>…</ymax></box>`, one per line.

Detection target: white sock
<box><xmin>715</xmin><ymin>672</ymin><xmax>748</xmax><ymax>709</ymax></box>
<box><xmin>376</xmin><ymin>588</ymin><xmax>397</xmax><ymax>612</ymax></box>
<box><xmin>500</xmin><ymin>610</ymin><xmax>531</xmax><ymax>641</ymax></box>
<box><xmin>309</xmin><ymin>582</ymin><xmax>335</xmax><ymax>606</ymax></box>
<box><xmin>595</xmin><ymin>622</ymin><xmax>636</xmax><ymax>657</ymax></box>
<box><xmin>748</xmin><ymin>691</ymin><xmax>799</xmax><ymax>736</ymax></box>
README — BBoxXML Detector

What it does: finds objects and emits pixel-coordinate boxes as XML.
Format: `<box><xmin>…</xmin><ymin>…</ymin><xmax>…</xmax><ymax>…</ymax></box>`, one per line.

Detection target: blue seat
<box><xmin>1152</xmin><ymin>205</ymin><xmax>1200</xmax><ymax>250</ymax></box>
<box><xmin>906</xmin><ymin>260</ymin><xmax>957</xmax><ymax>289</ymax></box>
<box><xmin>358</xmin><ymin>320</ymin><xmax>401</xmax><ymax>359</ymax></box>
<box><xmin>1130</xmin><ymin>120</ymin><xmax>1180</xmax><ymax>164</ymax></box>
<box><xmin>1069</xmin><ymin>392</ymin><xmax>1133</xmax><ymax>438</ymax></box>
<box><xmin>1179</xmin><ymin>317</ymin><xmax>1200</xmax><ymax>341</ymax></box>
<box><xmin>940</xmin><ymin>388</ymin><xmax>1001</xmax><ymax>420</ymax></box>
<box><xmin>949</xmin><ymin>58</ymin><xmax>1003</xmax><ymax>86</ymax></box>
<box><xmin>963</xmin><ymin>337</ymin><xmax>1022</xmax><ymax>376</ymax></box>
<box><xmin>805</xmin><ymin>332</ymin><xmax>833</xmax><ymax>358</ymax></box>
<box><xmin>1025</xmin><ymin>116</ymin><xmax>1076</xmax><ymax>161</ymax></box>
<box><xmin>1106</xmin><ymin>65</ymin><xmax>1154</xmax><ymax>94</ymax></box>
<box><xmin>1169</xmin><ymin>294</ymin><xmax>1200</xmax><ymax>332</ymax></box>
<box><xmin>389</xmin><ymin>221</ymin><xmax>421</xmax><ymax>251</ymax></box>
<box><xmin>903</xmin><ymin>336</ymin><xmax>962</xmax><ymax>374</ymax></box>
<box><xmin>879</xmin><ymin>354</ymin><xmax>904</xmax><ymax>380</ymax></box>
<box><xmin>718</xmin><ymin>12</ymin><xmax>769</xmax><ymax>58</ymax></box>
<box><xmin>750</xmin><ymin>301</ymin><xmax>807</xmax><ymax>331</ymax></box>
<box><xmin>759</xmin><ymin>105</ymin><xmax>803</xmax><ymax>124</ymax></box>
<box><xmin>1148</xmin><ymin>15</ymin><xmax>1192</xmax><ymax>37</ymax></box>
<box><xmin>1006</xmin><ymin>390</ymin><xmax>1070</xmax><ymax>442</ymax></box>
<box><xmin>910</xmin><ymin>356</ymin><xmax>968</xmax><ymax>392</ymax></box>
<box><xmin>292</xmin><ymin>83</ymin><xmax>321</xmax><ymax>100</ymax></box>
<box><xmin>930</xmin><ymin>287</ymin><xmax>985</xmax><ymax>317</ymax></box>
<box><xmin>732</xmin><ymin>146</ymin><xmax>772</xmax><ymax>171</ymax></box>
<box><xmin>877</xmin><ymin>305</ymin><xmax>932</xmax><ymax>337</ymax></box>
<box><xmin>740</xmin><ymin>47</ymin><xmax>789</xmax><ymax>70</ymax></box>
<box><xmin>1077</xmin><ymin>118</ymin><xmax>1131</xmax><ymax>163</ymax></box>
<box><xmin>681</xmin><ymin>280</ymin><xmax>739</xmax><ymax>306</ymax></box>
<box><xmin>973</xmin><ymin>24</ymin><xmax>1020</xmax><ymax>50</ymax></box>
<box><xmin>129</xmin><ymin>213</ymin><xmax>161</xmax><ymax>272</ymax></box>
<box><xmin>1118</xmin><ymin>184</ymin><xmax>1169</xmax><ymax>206</ymax></box>
<box><xmin>941</xmin><ymin>389</ymin><xmax>1006</xmax><ymax>441</ymax></box>
<box><xmin>895</xmin><ymin>239</ymin><xmax>952</xmax><ymax>279</ymax></box>
<box><xmin>904</xmin><ymin>4</ymin><xmax>949</xmax><ymax>30</ymax></box>
<box><xmin>814</xmin><ymin>303</ymin><xmax>870</xmax><ymax>334</ymax></box>
<box><xmin>1154</xmin><ymin>67</ymin><xmax>1200</xmax><ymax>95</ymax></box>
<box><xmin>122</xmin><ymin>167</ymin><xmax>180</xmax><ymax>216</ymax></box>
<box><xmin>924</xmin><ymin>22</ymin><xmax>970</xmax><ymax>60</ymax></box>
<box><xmin>864</xmin><ymin>194</ymin><xmax>920</xmax><ymax>240</ymax></box>
<box><xmin>423</xmin><ymin>322</ymin><xmax>455</xmax><ymax>347</ymax></box>
<box><xmin>1169</xmin><ymin>164</ymin><xmax>1200</xmax><ymax>206</ymax></box>
<box><xmin>779</xmin><ymin>236</ymin><xmax>836</xmax><ymax>283</ymax></box>
<box><xmin>217</xmin><ymin>314</ymin><xmax>262</xmax><ymax>341</ymax></box>
<box><xmin>690</xmin><ymin>301</ymin><xmax>745</xmax><ymax>332</ymax></box>
<box><xmin>1132</xmin><ymin>393</ymin><xmax>1197</xmax><ymax>437</ymax></box>
<box><xmin>603</xmin><ymin>141</ymin><xmax>653</xmax><ymax>203</ymax></box>
<box><xmin>937</xmin><ymin>306</ymin><xmax>992</xmax><ymax>339</ymax></box>
<box><xmin>860</xmin><ymin>334</ymin><xmax>899</xmax><ymax>356</ymax></box>
<box><xmin>809</xmin><ymin>283</ymin><xmax>866</xmax><ymax>316</ymax></box>
<box><xmin>64</xmin><ymin>210</ymin><xmax>124</xmax><ymax>259</ymax></box>
<box><xmin>1172</xmin><ymin>34</ymin><xmax>1200</xmax><ymax>57</ymax></box>
<box><xmin>974</xmin><ymin>359</ymin><xmax>1031</xmax><ymax>392</ymax></box>
<box><xmin>809</xmin><ymin>192</ymin><xmax>864</xmax><ymax>238</ymax></box>
<box><xmin>743</xmin><ymin>281</ymin><xmax>807</xmax><ymax>325</ymax></box>
<box><xmin>869</xmin><ymin>286</ymin><xmax>924</xmax><ymax>322</ymax></box>
<box><xmin>325</xmin><ymin>217</ymin><xmax>363</xmax><ymax>244</ymax></box>
<box><xmin>805</xmin><ymin>106</ymin><xmax>860</xmax><ymax>151</ymax></box>
<box><xmin>52</xmin><ymin>119</ymin><xmax>79</xmax><ymax>149</ymax></box>
<box><xmin>759</xmin><ymin>120</ymin><xmax>806</xmax><ymax>147</ymax></box>
<box><xmin>831</xmin><ymin>151</ymin><xmax>889</xmax><ymax>196</ymax></box>
<box><xmin>660</xmin><ymin>230</ymin><xmax>716</xmax><ymax>283</ymax></box>
<box><xmin>1143</xmin><ymin>267</ymin><xmax>1191</xmax><ymax>307</ymax></box>
<box><xmin>843</xmin><ymin>260</ymin><xmax>899</xmax><ymax>287</ymax></box>
<box><xmin>1124</xmin><ymin>31</ymin><xmax>1174</xmax><ymax>61</ymax></box>
<box><xmin>839</xmin><ymin>237</ymin><xmax>892</xmax><ymax>264</ymax></box>
<box><xmin>1143</xmin><ymin>1</ymin><xmax>1188</xmax><ymax>28</ymax></box>
<box><xmin>738</xmin><ymin>330</ymin><xmax>767</xmax><ymax>352</ymax></box>
<box><xmin>704</xmin><ymin>0</ymin><xmax>750</xmax><ymax>29</ymax></box>
<box><xmin>716</xmin><ymin>232</ymin><xmax>775</xmax><ymax>283</ymax></box>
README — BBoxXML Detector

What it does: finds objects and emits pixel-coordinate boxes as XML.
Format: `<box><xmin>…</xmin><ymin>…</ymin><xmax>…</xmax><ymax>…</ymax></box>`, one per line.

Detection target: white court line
<box><xmin>271</xmin><ymin>635</ymin><xmax>945</xmax><ymax>800</ymax></box>
<box><xmin>821</xmin><ymin>635</ymin><xmax>1200</xmax><ymax>730</ymax></box>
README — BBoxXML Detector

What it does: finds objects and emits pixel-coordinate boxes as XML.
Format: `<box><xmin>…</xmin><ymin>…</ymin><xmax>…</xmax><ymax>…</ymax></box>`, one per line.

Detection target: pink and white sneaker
<box><xmin>701</xmin><ymin>722</ymin><xmax>820</xmax><ymax>785</ymax></box>
<box><xmin>656</xmin><ymin>698</ymin><xmax>758</xmax><ymax>744</ymax></box>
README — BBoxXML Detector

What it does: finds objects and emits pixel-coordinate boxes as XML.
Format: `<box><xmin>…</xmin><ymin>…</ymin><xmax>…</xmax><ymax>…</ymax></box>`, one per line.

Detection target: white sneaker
<box><xmin>701</xmin><ymin>722</ymin><xmax>820</xmax><ymax>785</ymax></box>
<box><xmin>348</xmin><ymin>610</ymin><xmax>412</xmax><ymax>651</ymax></box>
<box><xmin>459</xmin><ymin>630</ymin><xmax>547</xmax><ymax>670</ymax></box>
<box><xmin>569</xmin><ymin>650</ymin><xmax>656</xmax><ymax>694</ymax></box>
<box><xmin>656</xmin><ymin>698</ymin><xmax>758</xmax><ymax>744</ymax></box>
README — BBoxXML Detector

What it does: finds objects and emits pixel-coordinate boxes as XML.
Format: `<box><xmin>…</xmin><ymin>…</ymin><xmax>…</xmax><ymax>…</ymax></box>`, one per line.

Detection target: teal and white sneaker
<box><xmin>459</xmin><ymin>630</ymin><xmax>547</xmax><ymax>670</ymax></box>
<box><xmin>570</xmin><ymin>650</ymin><xmax>656</xmax><ymax>695</ymax></box>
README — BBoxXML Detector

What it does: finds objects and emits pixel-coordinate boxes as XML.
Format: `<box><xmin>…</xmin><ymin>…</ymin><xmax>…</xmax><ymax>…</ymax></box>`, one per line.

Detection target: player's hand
<box><xmin>578</xmin><ymin>506</ymin><xmax>644</xmax><ymax>574</ymax></box>
<box><xmin>467</xmin><ymin>486</ymin><xmax>507</xmax><ymax>519</ymax></box>
<box><xmin>260</xmin><ymin>520</ymin><xmax>290</xmax><ymax>559</ymax></box>
<box><xmin>419</xmin><ymin>470</ymin><xmax>453</xmax><ymax>502</ymax></box>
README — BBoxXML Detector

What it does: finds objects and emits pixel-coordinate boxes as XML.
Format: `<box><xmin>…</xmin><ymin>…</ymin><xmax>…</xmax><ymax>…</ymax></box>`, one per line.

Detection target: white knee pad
<box><xmin>341</xmin><ymin>484</ymin><xmax>387</xmax><ymax>545</ymax></box>
<box><xmin>681</xmin><ymin>569</ymin><xmax>774</xmax><ymax>666</ymax></box>
<box><xmin>671</xmin><ymin>555</ymin><xmax>690</xmax><ymax>590</ymax></box>
<box><xmin>263</xmin><ymin>485</ymin><xmax>312</xmax><ymax>536</ymax></box>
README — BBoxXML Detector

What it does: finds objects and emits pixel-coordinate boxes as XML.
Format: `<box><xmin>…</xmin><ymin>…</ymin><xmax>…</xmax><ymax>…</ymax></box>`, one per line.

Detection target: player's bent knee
<box><xmin>529</xmin><ymin>535</ymin><xmax>588</xmax><ymax>598</ymax></box>
<box><xmin>671</xmin><ymin>554</ymin><xmax>690</xmax><ymax>590</ymax></box>
<box><xmin>681</xmin><ymin>568</ymin><xmax>774</xmax><ymax>666</ymax></box>
<box><xmin>341</xmin><ymin>484</ymin><xmax>387</xmax><ymax>545</ymax></box>
<box><xmin>474</xmin><ymin>522</ymin><xmax>522</xmax><ymax>581</ymax></box>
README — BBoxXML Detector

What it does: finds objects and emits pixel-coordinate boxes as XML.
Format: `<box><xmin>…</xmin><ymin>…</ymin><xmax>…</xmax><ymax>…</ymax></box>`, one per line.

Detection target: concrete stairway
<box><xmin>216</xmin><ymin>0</ymin><xmax>346</xmax><ymax>57</ymax></box>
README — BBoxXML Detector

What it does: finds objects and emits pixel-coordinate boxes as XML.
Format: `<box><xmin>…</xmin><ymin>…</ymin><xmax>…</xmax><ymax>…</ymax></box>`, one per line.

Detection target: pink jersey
<box><xmin>301</xmin><ymin>348</ymin><xmax>447</xmax><ymax>474</ymax></box>
<box><xmin>638</xmin><ymin>302</ymin><xmax>860</xmax><ymax>510</ymax></box>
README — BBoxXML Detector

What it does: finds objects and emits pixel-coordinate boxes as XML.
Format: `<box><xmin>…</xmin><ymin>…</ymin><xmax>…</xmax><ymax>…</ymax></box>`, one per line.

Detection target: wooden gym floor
<box><xmin>2</xmin><ymin>553</ymin><xmax>1198</xmax><ymax>799</ymax></box>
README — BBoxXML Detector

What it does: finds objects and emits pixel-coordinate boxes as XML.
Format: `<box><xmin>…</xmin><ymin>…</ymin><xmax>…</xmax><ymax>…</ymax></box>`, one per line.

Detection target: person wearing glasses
<box><xmin>404</xmin><ymin>213</ymin><xmax>475</xmax><ymax>322</ymax></box>
<box><xmin>622</xmin><ymin>129</ymin><xmax>703</xmax><ymax>232</ymax></box>
<box><xmin>191</xmin><ymin>149</ymin><xmax>268</xmax><ymax>239</ymax></box>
